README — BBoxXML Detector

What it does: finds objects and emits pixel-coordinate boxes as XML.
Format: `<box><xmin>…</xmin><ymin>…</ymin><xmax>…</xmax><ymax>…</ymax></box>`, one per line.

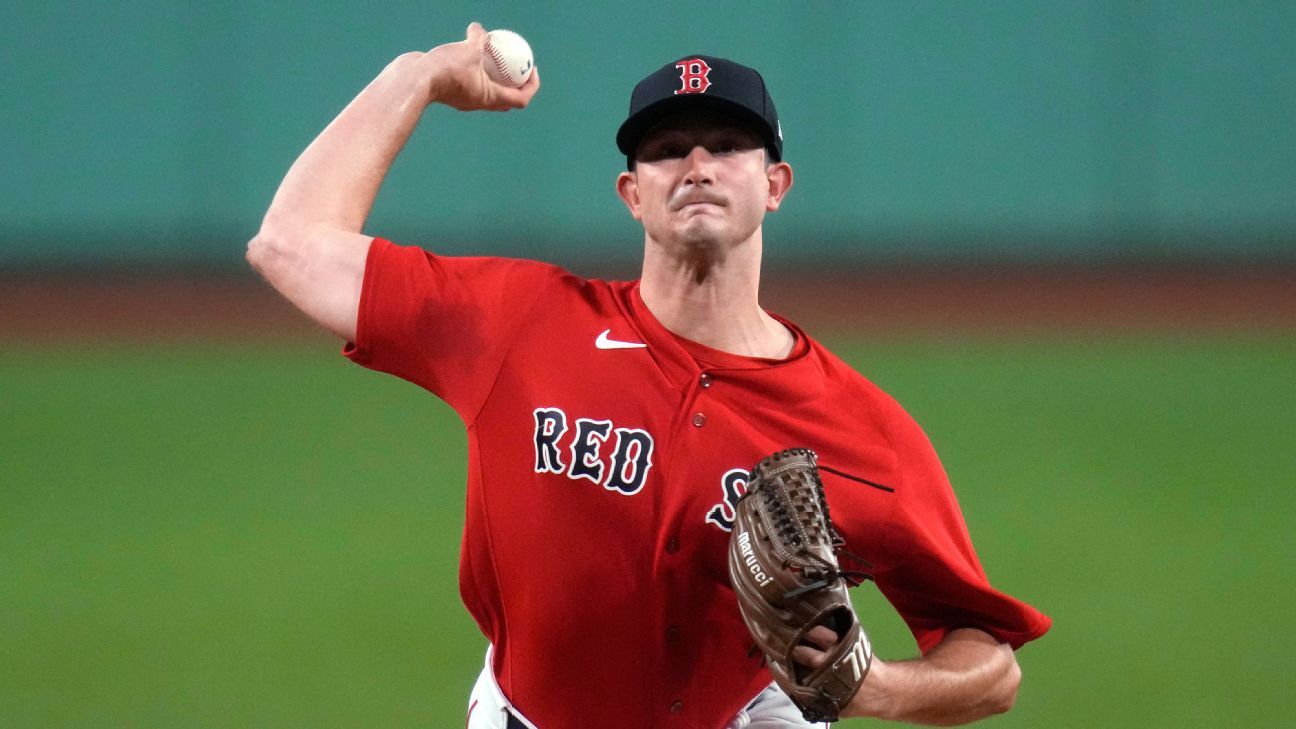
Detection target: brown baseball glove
<box><xmin>728</xmin><ymin>448</ymin><xmax>873</xmax><ymax>723</ymax></box>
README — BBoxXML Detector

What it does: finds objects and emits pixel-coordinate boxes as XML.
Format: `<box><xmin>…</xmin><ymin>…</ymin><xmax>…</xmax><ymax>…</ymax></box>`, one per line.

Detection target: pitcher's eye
<box><xmin>639</xmin><ymin>142</ymin><xmax>687</xmax><ymax>162</ymax></box>
<box><xmin>710</xmin><ymin>135</ymin><xmax>757</xmax><ymax>155</ymax></box>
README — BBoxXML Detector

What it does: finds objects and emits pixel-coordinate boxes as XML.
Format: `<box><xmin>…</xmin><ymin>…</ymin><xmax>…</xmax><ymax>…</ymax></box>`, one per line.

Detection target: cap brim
<box><xmin>616</xmin><ymin>94</ymin><xmax>781</xmax><ymax>162</ymax></box>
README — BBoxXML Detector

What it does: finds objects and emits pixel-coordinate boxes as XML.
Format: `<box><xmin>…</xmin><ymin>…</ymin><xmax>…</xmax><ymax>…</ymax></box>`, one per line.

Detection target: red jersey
<box><xmin>345</xmin><ymin>238</ymin><xmax>1051</xmax><ymax>729</ymax></box>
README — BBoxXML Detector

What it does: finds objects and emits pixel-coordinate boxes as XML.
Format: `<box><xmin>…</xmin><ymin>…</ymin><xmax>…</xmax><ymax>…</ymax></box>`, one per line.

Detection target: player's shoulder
<box><xmin>375</xmin><ymin>237</ymin><xmax>618</xmax><ymax>294</ymax></box>
<box><xmin>802</xmin><ymin>335</ymin><xmax>892</xmax><ymax>399</ymax></box>
<box><xmin>475</xmin><ymin>256</ymin><xmax>629</xmax><ymax>304</ymax></box>
<box><xmin>802</xmin><ymin>334</ymin><xmax>924</xmax><ymax>433</ymax></box>
<box><xmin>468</xmin><ymin>254</ymin><xmax>633</xmax><ymax>305</ymax></box>
<box><xmin>442</xmin><ymin>250</ymin><xmax>635</xmax><ymax>314</ymax></box>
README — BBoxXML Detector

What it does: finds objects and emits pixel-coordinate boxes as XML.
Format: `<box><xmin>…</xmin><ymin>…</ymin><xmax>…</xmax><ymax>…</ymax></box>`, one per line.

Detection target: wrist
<box><xmin>372</xmin><ymin>50</ymin><xmax>446</xmax><ymax>109</ymax></box>
<box><xmin>844</xmin><ymin>656</ymin><xmax>899</xmax><ymax>720</ymax></box>
<box><xmin>420</xmin><ymin>46</ymin><xmax>453</xmax><ymax>103</ymax></box>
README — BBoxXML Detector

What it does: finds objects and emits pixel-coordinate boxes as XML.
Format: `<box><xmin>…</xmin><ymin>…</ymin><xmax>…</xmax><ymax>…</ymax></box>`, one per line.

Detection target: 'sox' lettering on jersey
<box><xmin>675</xmin><ymin>58</ymin><xmax>712</xmax><ymax>94</ymax></box>
<box><xmin>531</xmin><ymin>406</ymin><xmax>655</xmax><ymax>496</ymax></box>
<box><xmin>705</xmin><ymin>468</ymin><xmax>749</xmax><ymax>532</ymax></box>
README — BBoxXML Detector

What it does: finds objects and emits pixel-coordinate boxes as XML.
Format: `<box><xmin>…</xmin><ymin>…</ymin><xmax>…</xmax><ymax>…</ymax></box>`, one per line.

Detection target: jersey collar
<box><xmin>616</xmin><ymin>280</ymin><xmax>820</xmax><ymax>390</ymax></box>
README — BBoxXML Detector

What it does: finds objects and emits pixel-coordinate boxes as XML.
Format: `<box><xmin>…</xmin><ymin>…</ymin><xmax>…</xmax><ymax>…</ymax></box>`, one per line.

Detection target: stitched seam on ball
<box><xmin>486</xmin><ymin>43</ymin><xmax>513</xmax><ymax>85</ymax></box>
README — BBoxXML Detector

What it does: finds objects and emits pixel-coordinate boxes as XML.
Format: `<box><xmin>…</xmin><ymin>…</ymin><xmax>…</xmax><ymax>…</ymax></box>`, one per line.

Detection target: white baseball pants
<box><xmin>465</xmin><ymin>646</ymin><xmax>830</xmax><ymax>728</ymax></box>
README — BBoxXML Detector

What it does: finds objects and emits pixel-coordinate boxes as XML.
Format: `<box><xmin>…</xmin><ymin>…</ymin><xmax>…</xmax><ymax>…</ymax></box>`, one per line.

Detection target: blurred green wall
<box><xmin>3</xmin><ymin>1</ymin><xmax>1293</xmax><ymax>266</ymax></box>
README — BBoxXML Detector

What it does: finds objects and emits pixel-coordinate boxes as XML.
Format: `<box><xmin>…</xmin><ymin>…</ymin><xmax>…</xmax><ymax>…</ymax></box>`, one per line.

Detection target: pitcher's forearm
<box><xmin>845</xmin><ymin>629</ymin><xmax>1021</xmax><ymax>725</ymax></box>
<box><xmin>263</xmin><ymin>51</ymin><xmax>442</xmax><ymax>235</ymax></box>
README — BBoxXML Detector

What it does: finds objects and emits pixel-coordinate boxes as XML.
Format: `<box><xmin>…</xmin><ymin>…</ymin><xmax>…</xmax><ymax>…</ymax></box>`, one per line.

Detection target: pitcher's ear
<box><xmin>766</xmin><ymin>161</ymin><xmax>793</xmax><ymax>212</ymax></box>
<box><xmin>616</xmin><ymin>171</ymin><xmax>643</xmax><ymax>220</ymax></box>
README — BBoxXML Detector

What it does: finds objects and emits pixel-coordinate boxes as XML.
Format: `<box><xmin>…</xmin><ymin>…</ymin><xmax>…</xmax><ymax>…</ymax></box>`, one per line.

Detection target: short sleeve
<box><xmin>873</xmin><ymin>411</ymin><xmax>1052</xmax><ymax>654</ymax></box>
<box><xmin>343</xmin><ymin>238</ymin><xmax>567</xmax><ymax>421</ymax></box>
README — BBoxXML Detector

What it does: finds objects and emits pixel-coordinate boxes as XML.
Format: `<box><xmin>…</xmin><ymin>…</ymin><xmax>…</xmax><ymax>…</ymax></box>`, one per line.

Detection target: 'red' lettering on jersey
<box><xmin>675</xmin><ymin>58</ymin><xmax>712</xmax><ymax>94</ymax></box>
<box><xmin>531</xmin><ymin>406</ymin><xmax>656</xmax><ymax>495</ymax></box>
<box><xmin>344</xmin><ymin>238</ymin><xmax>1052</xmax><ymax>729</ymax></box>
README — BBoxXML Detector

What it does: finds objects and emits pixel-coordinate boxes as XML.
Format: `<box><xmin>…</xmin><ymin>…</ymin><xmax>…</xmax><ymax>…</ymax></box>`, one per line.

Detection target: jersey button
<box><xmin>691</xmin><ymin>412</ymin><xmax>706</xmax><ymax>427</ymax></box>
<box><xmin>665</xmin><ymin>537</ymin><xmax>680</xmax><ymax>554</ymax></box>
<box><xmin>666</xmin><ymin>625</ymin><xmax>680</xmax><ymax>641</ymax></box>
<box><xmin>699</xmin><ymin>373</ymin><xmax>712</xmax><ymax>388</ymax></box>
<box><xmin>670</xmin><ymin>701</ymin><xmax>683</xmax><ymax>714</ymax></box>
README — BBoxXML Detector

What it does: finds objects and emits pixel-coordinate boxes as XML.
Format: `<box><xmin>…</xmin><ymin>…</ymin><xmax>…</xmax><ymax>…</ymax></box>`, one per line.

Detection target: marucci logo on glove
<box><xmin>735</xmin><ymin>529</ymin><xmax>774</xmax><ymax>588</ymax></box>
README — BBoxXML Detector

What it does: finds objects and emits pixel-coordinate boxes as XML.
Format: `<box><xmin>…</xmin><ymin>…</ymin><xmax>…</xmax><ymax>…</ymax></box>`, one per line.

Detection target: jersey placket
<box><xmin>617</xmin><ymin>282</ymin><xmax>817</xmax><ymax>725</ymax></box>
<box><xmin>652</xmin><ymin>366</ymin><xmax>718</xmax><ymax>723</ymax></box>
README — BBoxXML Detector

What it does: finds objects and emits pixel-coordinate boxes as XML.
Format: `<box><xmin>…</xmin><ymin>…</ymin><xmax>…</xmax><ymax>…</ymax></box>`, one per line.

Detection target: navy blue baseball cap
<box><xmin>616</xmin><ymin>55</ymin><xmax>783</xmax><ymax>166</ymax></box>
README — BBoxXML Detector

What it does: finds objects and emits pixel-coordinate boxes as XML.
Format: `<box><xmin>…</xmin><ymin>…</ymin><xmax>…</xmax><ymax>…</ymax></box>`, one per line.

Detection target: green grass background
<box><xmin>3</xmin><ymin>335</ymin><xmax>1293</xmax><ymax>727</ymax></box>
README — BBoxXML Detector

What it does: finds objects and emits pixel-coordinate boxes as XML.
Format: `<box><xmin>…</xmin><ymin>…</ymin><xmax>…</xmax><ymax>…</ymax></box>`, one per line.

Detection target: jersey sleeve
<box><xmin>872</xmin><ymin>409</ymin><xmax>1052</xmax><ymax>654</ymax></box>
<box><xmin>343</xmin><ymin>237</ymin><xmax>566</xmax><ymax>421</ymax></box>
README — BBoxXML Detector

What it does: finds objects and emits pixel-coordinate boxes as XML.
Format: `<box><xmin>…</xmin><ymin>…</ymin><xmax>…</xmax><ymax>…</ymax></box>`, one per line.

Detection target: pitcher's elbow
<box><xmin>245</xmin><ymin>232</ymin><xmax>269</xmax><ymax>271</ymax></box>
<box><xmin>246</xmin><ymin>219</ymin><xmax>295</xmax><ymax>277</ymax></box>
<box><xmin>990</xmin><ymin>655</ymin><xmax>1022</xmax><ymax>715</ymax></box>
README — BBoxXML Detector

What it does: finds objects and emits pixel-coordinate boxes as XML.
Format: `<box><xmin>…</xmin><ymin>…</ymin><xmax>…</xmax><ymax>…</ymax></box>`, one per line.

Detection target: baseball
<box><xmin>482</xmin><ymin>29</ymin><xmax>534</xmax><ymax>88</ymax></box>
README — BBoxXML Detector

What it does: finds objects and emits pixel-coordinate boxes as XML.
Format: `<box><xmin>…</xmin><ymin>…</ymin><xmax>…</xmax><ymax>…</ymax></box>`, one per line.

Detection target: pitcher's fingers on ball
<box><xmin>493</xmin><ymin>67</ymin><xmax>541</xmax><ymax>109</ymax></box>
<box><xmin>465</xmin><ymin>21</ymin><xmax>486</xmax><ymax>45</ymax></box>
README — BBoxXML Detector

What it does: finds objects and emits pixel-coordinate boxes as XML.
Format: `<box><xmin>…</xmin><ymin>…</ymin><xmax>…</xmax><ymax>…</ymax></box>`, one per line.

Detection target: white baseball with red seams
<box><xmin>482</xmin><ymin>29</ymin><xmax>534</xmax><ymax>88</ymax></box>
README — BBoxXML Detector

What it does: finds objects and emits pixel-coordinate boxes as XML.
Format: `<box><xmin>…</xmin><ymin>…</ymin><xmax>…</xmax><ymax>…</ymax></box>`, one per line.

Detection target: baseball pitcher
<box><xmin>247</xmin><ymin>23</ymin><xmax>1050</xmax><ymax>728</ymax></box>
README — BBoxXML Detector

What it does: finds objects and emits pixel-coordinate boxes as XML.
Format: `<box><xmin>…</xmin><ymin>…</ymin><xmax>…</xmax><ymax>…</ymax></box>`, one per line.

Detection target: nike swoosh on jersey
<box><xmin>595</xmin><ymin>329</ymin><xmax>647</xmax><ymax>350</ymax></box>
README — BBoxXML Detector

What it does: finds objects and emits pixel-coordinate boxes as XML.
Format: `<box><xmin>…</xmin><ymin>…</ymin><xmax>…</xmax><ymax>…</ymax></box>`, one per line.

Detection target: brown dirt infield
<box><xmin>2</xmin><ymin>264</ymin><xmax>1293</xmax><ymax>344</ymax></box>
